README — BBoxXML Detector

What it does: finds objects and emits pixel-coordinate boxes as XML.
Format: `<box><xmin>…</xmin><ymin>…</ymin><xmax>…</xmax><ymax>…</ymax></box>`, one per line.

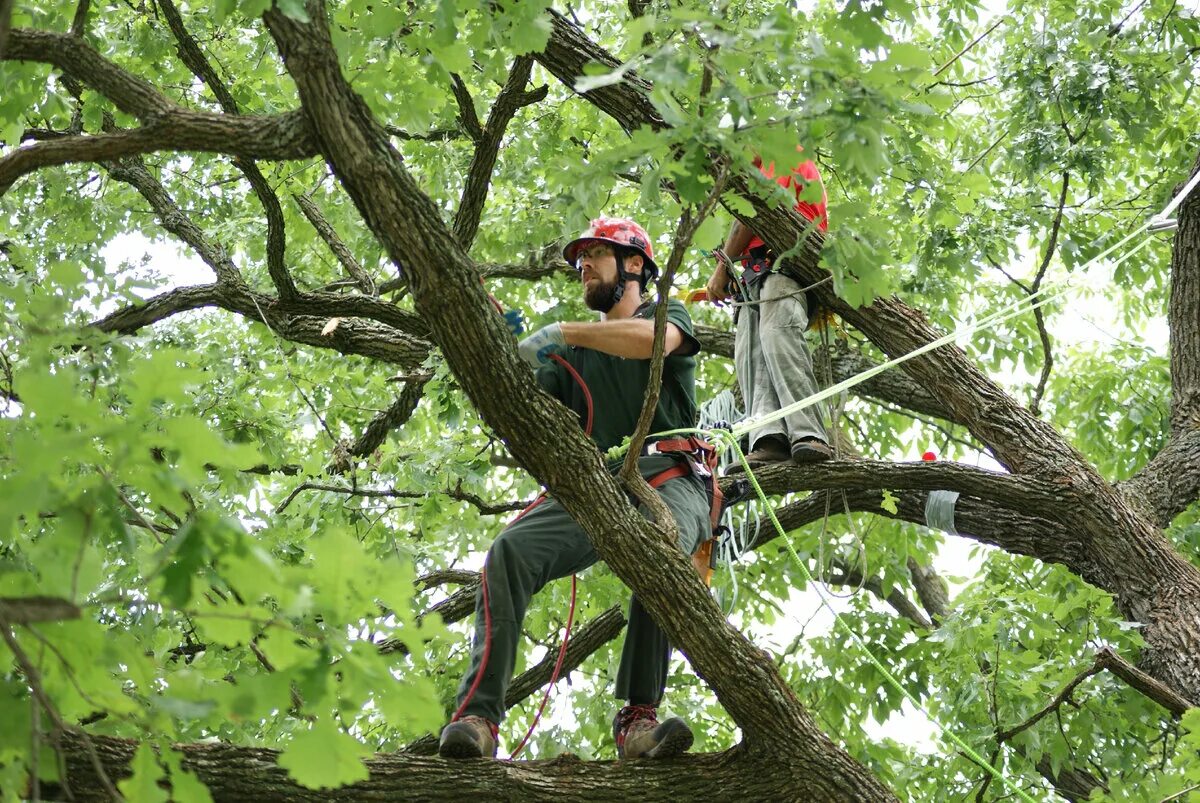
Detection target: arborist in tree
<box><xmin>439</xmin><ymin>217</ymin><xmax>717</xmax><ymax>761</ymax></box>
<box><xmin>705</xmin><ymin>148</ymin><xmax>834</xmax><ymax>468</ymax></box>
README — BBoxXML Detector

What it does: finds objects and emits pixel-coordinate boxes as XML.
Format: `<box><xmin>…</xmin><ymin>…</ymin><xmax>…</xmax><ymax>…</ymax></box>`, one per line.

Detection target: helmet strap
<box><xmin>612</xmin><ymin>250</ymin><xmax>644</xmax><ymax>306</ymax></box>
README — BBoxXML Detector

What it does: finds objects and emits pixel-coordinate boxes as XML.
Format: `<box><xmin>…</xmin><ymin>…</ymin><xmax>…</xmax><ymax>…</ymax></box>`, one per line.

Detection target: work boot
<box><xmin>438</xmin><ymin>716</ymin><xmax>498</xmax><ymax>759</ymax></box>
<box><xmin>613</xmin><ymin>704</ymin><xmax>694</xmax><ymax>759</ymax></box>
<box><xmin>791</xmin><ymin>437</ymin><xmax>833</xmax><ymax>464</ymax></box>
<box><xmin>725</xmin><ymin>435</ymin><xmax>790</xmax><ymax>474</ymax></box>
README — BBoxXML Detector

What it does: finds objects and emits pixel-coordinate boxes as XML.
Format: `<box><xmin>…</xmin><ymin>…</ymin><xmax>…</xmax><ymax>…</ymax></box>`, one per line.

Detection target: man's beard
<box><xmin>584</xmin><ymin>278</ymin><xmax>621</xmax><ymax>312</ymax></box>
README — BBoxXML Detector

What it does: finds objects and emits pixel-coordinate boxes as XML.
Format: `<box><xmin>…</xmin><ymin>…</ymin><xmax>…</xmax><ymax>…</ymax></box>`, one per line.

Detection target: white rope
<box><xmin>1155</xmin><ymin>166</ymin><xmax>1200</xmax><ymax>223</ymax></box>
<box><xmin>730</xmin><ymin>220</ymin><xmax>1157</xmax><ymax>441</ymax></box>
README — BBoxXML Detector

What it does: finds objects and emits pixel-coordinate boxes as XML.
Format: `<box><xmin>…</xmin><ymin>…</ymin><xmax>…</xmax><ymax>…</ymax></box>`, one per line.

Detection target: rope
<box><xmin>726</xmin><ymin>223</ymin><xmax>1158</xmax><ymax>442</ymax></box>
<box><xmin>705</xmin><ymin>427</ymin><xmax>1039</xmax><ymax>803</ymax></box>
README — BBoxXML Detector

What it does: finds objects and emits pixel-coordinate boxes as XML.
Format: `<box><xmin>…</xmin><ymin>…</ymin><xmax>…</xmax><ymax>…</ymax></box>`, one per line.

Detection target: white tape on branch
<box><xmin>924</xmin><ymin>490</ymin><xmax>961</xmax><ymax>535</ymax></box>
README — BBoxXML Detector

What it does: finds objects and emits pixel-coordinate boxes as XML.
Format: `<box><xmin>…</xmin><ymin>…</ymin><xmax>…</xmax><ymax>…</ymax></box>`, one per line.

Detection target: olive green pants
<box><xmin>455</xmin><ymin>455</ymin><xmax>711</xmax><ymax>725</ymax></box>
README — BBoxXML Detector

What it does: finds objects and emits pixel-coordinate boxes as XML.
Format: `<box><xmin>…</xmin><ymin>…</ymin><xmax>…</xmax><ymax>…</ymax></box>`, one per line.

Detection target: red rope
<box><xmin>508</xmin><ymin>572</ymin><xmax>577</xmax><ymax>758</ymax></box>
<box><xmin>507</xmin><ymin>352</ymin><xmax>591</xmax><ymax>756</ymax></box>
<box><xmin>548</xmin><ymin>352</ymin><xmax>593</xmax><ymax>434</ymax></box>
<box><xmin>451</xmin><ymin>349</ymin><xmax>592</xmax><ymax>752</ymax></box>
<box><xmin>451</xmin><ymin>563</ymin><xmax>493</xmax><ymax>723</ymax></box>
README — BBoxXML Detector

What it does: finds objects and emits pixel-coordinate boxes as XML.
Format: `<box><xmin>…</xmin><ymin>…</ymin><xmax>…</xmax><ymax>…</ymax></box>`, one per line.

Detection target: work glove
<box><xmin>503</xmin><ymin>309</ymin><xmax>525</xmax><ymax>336</ymax></box>
<box><xmin>517</xmin><ymin>323</ymin><xmax>566</xmax><ymax>368</ymax></box>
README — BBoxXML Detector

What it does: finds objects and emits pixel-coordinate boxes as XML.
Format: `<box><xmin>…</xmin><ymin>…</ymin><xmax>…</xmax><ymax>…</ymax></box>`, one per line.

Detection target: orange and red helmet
<box><xmin>562</xmin><ymin>216</ymin><xmax>658</xmax><ymax>279</ymax></box>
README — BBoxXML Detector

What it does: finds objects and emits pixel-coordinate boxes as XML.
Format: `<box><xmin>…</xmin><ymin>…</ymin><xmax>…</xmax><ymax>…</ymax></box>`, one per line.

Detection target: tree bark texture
<box><xmin>261</xmin><ymin>3</ymin><xmax>895</xmax><ymax>798</ymax></box>
<box><xmin>43</xmin><ymin>730</ymin><xmax>876</xmax><ymax>803</ymax></box>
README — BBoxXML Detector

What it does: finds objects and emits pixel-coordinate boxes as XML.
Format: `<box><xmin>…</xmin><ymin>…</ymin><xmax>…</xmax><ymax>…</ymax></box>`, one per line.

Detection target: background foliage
<box><xmin>2</xmin><ymin>0</ymin><xmax>1200</xmax><ymax>798</ymax></box>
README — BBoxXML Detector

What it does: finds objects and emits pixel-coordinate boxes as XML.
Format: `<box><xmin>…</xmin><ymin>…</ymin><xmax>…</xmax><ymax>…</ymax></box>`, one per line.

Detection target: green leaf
<box><xmin>277</xmin><ymin>717</ymin><xmax>370</xmax><ymax>790</ymax></box>
<box><xmin>118</xmin><ymin>743</ymin><xmax>169</xmax><ymax>803</ymax></box>
<box><xmin>880</xmin><ymin>490</ymin><xmax>899</xmax><ymax>515</ymax></box>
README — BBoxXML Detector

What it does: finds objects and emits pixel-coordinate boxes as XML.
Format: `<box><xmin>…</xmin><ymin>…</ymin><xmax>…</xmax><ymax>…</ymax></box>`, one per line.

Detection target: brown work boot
<box><xmin>726</xmin><ymin>435</ymin><xmax>790</xmax><ymax>473</ymax></box>
<box><xmin>791</xmin><ymin>437</ymin><xmax>833</xmax><ymax>464</ymax></box>
<box><xmin>438</xmin><ymin>715</ymin><xmax>498</xmax><ymax>759</ymax></box>
<box><xmin>613</xmin><ymin>704</ymin><xmax>694</xmax><ymax>759</ymax></box>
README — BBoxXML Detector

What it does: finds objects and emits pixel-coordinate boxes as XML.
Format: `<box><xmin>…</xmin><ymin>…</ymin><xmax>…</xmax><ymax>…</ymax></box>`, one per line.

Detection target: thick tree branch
<box><xmin>477</xmin><ymin>247</ymin><xmax>573</xmax><ymax>281</ymax></box>
<box><xmin>535</xmin><ymin>10</ymin><xmax>666</xmax><ymax>134</ymax></box>
<box><xmin>0</xmin><ymin>0</ymin><xmax>12</xmax><ymax>58</ymax></box>
<box><xmin>0</xmin><ymin>596</ymin><xmax>81</xmax><ymax>625</ymax></box>
<box><xmin>694</xmin><ymin>327</ymin><xmax>956</xmax><ymax>422</ymax></box>
<box><xmin>239</xmin><ymin>160</ymin><xmax>299</xmax><ymax>298</ymax></box>
<box><xmin>44</xmin><ymin>729</ymin><xmax>837</xmax><ymax>802</ymax></box>
<box><xmin>158</xmin><ymin>0</ymin><xmax>239</xmax><ymax>113</ymax></box>
<box><xmin>452</xmin><ymin>57</ymin><xmax>547</xmax><ymax>250</ymax></box>
<box><xmin>104</xmin><ymin>156</ymin><xmax>245</xmax><ymax>285</ymax></box>
<box><xmin>158</xmin><ymin>0</ymin><xmax>298</xmax><ymax>299</ymax></box>
<box><xmin>264</xmin><ymin>3</ymin><xmax>892</xmax><ymax>795</ymax></box>
<box><xmin>339</xmin><ymin>374</ymin><xmax>430</xmax><ymax>465</ymax></box>
<box><xmin>1118</xmin><ymin>426</ymin><xmax>1200</xmax><ymax>527</ymax></box>
<box><xmin>92</xmin><ymin>284</ymin><xmax>431</xmax><ymax>368</ymax></box>
<box><xmin>1168</xmin><ymin>152</ymin><xmax>1200</xmax><ymax>430</ymax></box>
<box><xmin>731</xmin><ymin>458</ymin><xmax>1079</xmax><ymax>525</ymax></box>
<box><xmin>294</xmin><ymin>192</ymin><xmax>377</xmax><ymax>294</ymax></box>
<box><xmin>449</xmin><ymin>74</ymin><xmax>484</xmax><ymax>143</ymax></box>
<box><xmin>0</xmin><ymin>111</ymin><xmax>316</xmax><ymax>195</ymax></box>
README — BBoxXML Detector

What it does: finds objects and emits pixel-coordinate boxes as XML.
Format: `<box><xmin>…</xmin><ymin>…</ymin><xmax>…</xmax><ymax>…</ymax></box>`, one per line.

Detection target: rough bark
<box><xmin>1168</xmin><ymin>152</ymin><xmax>1200</xmax><ymax>431</ymax></box>
<box><xmin>451</xmin><ymin>57</ymin><xmax>547</xmax><ymax>250</ymax></box>
<box><xmin>42</xmin><ymin>730</ymin><xmax>842</xmax><ymax>803</ymax></box>
<box><xmin>261</xmin><ymin>3</ymin><xmax>893</xmax><ymax>798</ymax></box>
<box><xmin>402</xmin><ymin>605</ymin><xmax>628</xmax><ymax>756</ymax></box>
<box><xmin>93</xmin><ymin>284</ymin><xmax>431</xmax><ymax>367</ymax></box>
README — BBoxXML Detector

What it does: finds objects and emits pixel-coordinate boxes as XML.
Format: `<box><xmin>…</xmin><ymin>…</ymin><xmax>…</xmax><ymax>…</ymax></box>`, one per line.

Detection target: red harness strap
<box><xmin>644</xmin><ymin>437</ymin><xmax>724</xmax><ymax>585</ymax></box>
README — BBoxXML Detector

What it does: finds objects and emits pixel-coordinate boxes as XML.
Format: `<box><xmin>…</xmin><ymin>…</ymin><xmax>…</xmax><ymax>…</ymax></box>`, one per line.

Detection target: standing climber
<box><xmin>705</xmin><ymin>149</ymin><xmax>834</xmax><ymax>467</ymax></box>
<box><xmin>439</xmin><ymin>216</ymin><xmax>713</xmax><ymax>761</ymax></box>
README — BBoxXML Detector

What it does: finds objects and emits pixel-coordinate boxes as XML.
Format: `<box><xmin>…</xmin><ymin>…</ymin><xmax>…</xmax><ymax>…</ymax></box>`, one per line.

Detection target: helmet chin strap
<box><xmin>609</xmin><ymin>252</ymin><xmax>642</xmax><ymax>309</ymax></box>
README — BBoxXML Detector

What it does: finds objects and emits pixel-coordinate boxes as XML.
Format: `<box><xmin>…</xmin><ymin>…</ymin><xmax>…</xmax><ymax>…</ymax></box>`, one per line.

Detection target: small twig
<box><xmin>31</xmin><ymin>691</ymin><xmax>41</xmax><ymax>802</ymax></box>
<box><xmin>277</xmin><ymin>481</ymin><xmax>529</xmax><ymax>515</ymax></box>
<box><xmin>620</xmin><ymin>162</ymin><xmax>730</xmax><ymax>526</ymax></box>
<box><xmin>1028</xmin><ymin>171</ymin><xmax>1070</xmax><ymax>415</ymax></box>
<box><xmin>104</xmin><ymin>473</ymin><xmax>165</xmax><ymax>545</ymax></box>
<box><xmin>0</xmin><ymin>613</ymin><xmax>123</xmax><ymax>801</ymax></box>
<box><xmin>1161</xmin><ymin>783</ymin><xmax>1200</xmax><ymax>802</ymax></box>
<box><xmin>966</xmin><ymin>132</ymin><xmax>1007</xmax><ymax>172</ymax></box>
<box><xmin>930</xmin><ymin>16</ymin><xmax>1006</xmax><ymax>79</ymax></box>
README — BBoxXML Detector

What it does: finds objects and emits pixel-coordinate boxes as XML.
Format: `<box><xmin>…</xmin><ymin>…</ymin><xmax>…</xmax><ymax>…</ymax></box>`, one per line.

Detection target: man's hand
<box><xmin>706</xmin><ymin>251</ymin><xmax>734</xmax><ymax>305</ymax></box>
<box><xmin>517</xmin><ymin>323</ymin><xmax>566</xmax><ymax>367</ymax></box>
<box><xmin>503</xmin><ymin>309</ymin><xmax>525</xmax><ymax>336</ymax></box>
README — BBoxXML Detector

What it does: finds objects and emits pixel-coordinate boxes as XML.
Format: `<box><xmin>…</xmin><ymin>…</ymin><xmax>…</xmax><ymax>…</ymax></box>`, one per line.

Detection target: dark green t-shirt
<box><xmin>535</xmin><ymin>300</ymin><xmax>700</xmax><ymax>455</ymax></box>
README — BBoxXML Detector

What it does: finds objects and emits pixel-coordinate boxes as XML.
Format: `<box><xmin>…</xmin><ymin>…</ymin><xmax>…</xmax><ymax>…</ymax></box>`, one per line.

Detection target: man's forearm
<box><xmin>722</xmin><ymin>220</ymin><xmax>755</xmax><ymax>257</ymax></box>
<box><xmin>560</xmin><ymin>319</ymin><xmax>684</xmax><ymax>359</ymax></box>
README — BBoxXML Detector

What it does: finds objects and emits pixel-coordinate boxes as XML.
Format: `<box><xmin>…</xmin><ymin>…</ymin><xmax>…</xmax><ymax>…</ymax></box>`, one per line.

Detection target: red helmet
<box><xmin>562</xmin><ymin>216</ymin><xmax>658</xmax><ymax>277</ymax></box>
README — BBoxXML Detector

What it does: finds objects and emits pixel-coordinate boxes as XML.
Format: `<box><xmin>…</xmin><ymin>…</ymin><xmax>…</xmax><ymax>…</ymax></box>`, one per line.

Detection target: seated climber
<box><xmin>438</xmin><ymin>215</ymin><xmax>713</xmax><ymax>761</ymax></box>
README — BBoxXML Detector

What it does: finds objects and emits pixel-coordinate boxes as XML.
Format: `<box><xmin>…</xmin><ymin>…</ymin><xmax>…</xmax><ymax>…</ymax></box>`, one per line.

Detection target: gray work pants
<box><xmin>734</xmin><ymin>272</ymin><xmax>828</xmax><ymax>450</ymax></box>
<box><xmin>455</xmin><ymin>454</ymin><xmax>711</xmax><ymax>725</ymax></box>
